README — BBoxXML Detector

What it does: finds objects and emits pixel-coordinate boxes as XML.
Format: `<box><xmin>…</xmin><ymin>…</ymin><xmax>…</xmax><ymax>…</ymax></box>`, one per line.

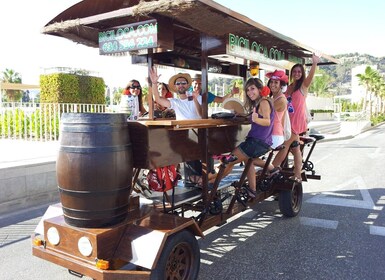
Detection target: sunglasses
<box><xmin>287</xmin><ymin>96</ymin><xmax>294</xmax><ymax>113</ymax></box>
<box><xmin>175</xmin><ymin>81</ymin><xmax>188</xmax><ymax>86</ymax></box>
<box><xmin>130</xmin><ymin>85</ymin><xmax>141</xmax><ymax>90</ymax></box>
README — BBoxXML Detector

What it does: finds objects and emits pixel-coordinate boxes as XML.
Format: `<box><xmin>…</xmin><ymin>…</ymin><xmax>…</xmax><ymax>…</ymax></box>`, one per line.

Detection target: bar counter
<box><xmin>127</xmin><ymin>117</ymin><xmax>250</xmax><ymax>169</ymax></box>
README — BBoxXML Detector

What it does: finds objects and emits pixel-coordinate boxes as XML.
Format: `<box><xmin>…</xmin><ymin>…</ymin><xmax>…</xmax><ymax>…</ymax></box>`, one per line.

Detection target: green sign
<box><xmin>227</xmin><ymin>33</ymin><xmax>303</xmax><ymax>69</ymax></box>
<box><xmin>99</xmin><ymin>20</ymin><xmax>158</xmax><ymax>55</ymax></box>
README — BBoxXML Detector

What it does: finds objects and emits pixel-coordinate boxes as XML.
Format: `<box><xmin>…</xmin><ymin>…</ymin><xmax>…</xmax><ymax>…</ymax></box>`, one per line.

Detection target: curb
<box><xmin>319</xmin><ymin>121</ymin><xmax>384</xmax><ymax>143</ymax></box>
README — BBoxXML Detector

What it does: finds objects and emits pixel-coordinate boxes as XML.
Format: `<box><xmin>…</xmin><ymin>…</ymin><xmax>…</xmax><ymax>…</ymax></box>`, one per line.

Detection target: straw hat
<box><xmin>168</xmin><ymin>73</ymin><xmax>192</xmax><ymax>93</ymax></box>
<box><xmin>223</xmin><ymin>98</ymin><xmax>246</xmax><ymax>116</ymax></box>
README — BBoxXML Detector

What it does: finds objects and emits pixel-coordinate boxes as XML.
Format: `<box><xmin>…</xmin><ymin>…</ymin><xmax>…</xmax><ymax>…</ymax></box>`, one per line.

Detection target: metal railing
<box><xmin>0</xmin><ymin>102</ymin><xmax>107</xmax><ymax>141</ymax></box>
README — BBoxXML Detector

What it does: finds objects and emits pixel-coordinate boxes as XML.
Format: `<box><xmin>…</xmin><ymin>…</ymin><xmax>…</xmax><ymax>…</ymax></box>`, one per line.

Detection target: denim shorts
<box><xmin>238</xmin><ymin>137</ymin><xmax>270</xmax><ymax>158</ymax></box>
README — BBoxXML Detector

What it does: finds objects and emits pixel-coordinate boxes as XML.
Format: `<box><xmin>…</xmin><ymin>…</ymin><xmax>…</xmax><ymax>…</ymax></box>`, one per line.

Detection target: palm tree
<box><xmin>1</xmin><ymin>68</ymin><xmax>23</xmax><ymax>102</ymax></box>
<box><xmin>370</xmin><ymin>75</ymin><xmax>383</xmax><ymax>116</ymax></box>
<box><xmin>356</xmin><ymin>66</ymin><xmax>377</xmax><ymax>117</ymax></box>
<box><xmin>379</xmin><ymin>83</ymin><xmax>385</xmax><ymax>114</ymax></box>
<box><xmin>309</xmin><ymin>69</ymin><xmax>333</xmax><ymax>97</ymax></box>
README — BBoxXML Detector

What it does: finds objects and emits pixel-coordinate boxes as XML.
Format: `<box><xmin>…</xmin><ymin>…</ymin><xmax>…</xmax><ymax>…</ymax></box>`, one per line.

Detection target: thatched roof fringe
<box><xmin>42</xmin><ymin>19</ymin><xmax>81</xmax><ymax>33</ymax></box>
<box><xmin>133</xmin><ymin>0</ymin><xmax>194</xmax><ymax>16</ymax></box>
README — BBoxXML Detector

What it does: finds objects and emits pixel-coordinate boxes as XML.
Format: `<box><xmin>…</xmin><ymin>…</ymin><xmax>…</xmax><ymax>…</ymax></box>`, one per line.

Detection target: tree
<box><xmin>309</xmin><ymin>69</ymin><xmax>333</xmax><ymax>97</ymax></box>
<box><xmin>356</xmin><ymin>66</ymin><xmax>385</xmax><ymax>117</ymax></box>
<box><xmin>1</xmin><ymin>68</ymin><xmax>23</xmax><ymax>102</ymax></box>
<box><xmin>356</xmin><ymin>66</ymin><xmax>376</xmax><ymax>115</ymax></box>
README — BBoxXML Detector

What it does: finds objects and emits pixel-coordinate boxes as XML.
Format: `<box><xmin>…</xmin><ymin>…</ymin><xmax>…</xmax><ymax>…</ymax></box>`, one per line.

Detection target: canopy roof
<box><xmin>42</xmin><ymin>0</ymin><xmax>338</xmax><ymax>71</ymax></box>
<box><xmin>0</xmin><ymin>82</ymin><xmax>40</xmax><ymax>90</ymax></box>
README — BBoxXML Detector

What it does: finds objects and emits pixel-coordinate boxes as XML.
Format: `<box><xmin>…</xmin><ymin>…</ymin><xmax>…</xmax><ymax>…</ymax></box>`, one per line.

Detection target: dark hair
<box><xmin>290</xmin><ymin>64</ymin><xmax>305</xmax><ymax>92</ymax></box>
<box><xmin>267</xmin><ymin>79</ymin><xmax>287</xmax><ymax>97</ymax></box>
<box><xmin>158</xmin><ymin>82</ymin><xmax>170</xmax><ymax>92</ymax></box>
<box><xmin>125</xmin><ymin>79</ymin><xmax>146</xmax><ymax>114</ymax></box>
<box><xmin>244</xmin><ymin>78</ymin><xmax>264</xmax><ymax>112</ymax></box>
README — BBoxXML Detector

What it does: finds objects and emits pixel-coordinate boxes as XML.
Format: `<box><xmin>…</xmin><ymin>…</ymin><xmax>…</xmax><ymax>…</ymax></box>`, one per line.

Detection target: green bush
<box><xmin>0</xmin><ymin>107</ymin><xmax>60</xmax><ymax>140</ymax></box>
<box><xmin>0</xmin><ymin>109</ymin><xmax>27</xmax><ymax>138</ymax></box>
<box><xmin>371</xmin><ymin>113</ymin><xmax>385</xmax><ymax>126</ymax></box>
<box><xmin>40</xmin><ymin>73</ymin><xmax>105</xmax><ymax>104</ymax></box>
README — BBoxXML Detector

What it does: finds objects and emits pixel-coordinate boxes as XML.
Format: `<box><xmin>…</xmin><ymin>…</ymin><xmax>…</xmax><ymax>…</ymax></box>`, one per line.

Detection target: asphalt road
<box><xmin>1</xmin><ymin>124</ymin><xmax>384</xmax><ymax>280</ymax></box>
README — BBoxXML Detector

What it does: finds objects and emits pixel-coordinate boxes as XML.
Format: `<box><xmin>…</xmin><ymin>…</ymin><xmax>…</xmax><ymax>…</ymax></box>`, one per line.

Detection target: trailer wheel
<box><xmin>151</xmin><ymin>230</ymin><xmax>200</xmax><ymax>280</ymax></box>
<box><xmin>278</xmin><ymin>183</ymin><xmax>303</xmax><ymax>217</ymax></box>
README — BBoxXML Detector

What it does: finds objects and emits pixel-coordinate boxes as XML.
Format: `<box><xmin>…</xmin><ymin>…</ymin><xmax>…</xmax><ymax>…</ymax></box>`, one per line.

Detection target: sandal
<box><xmin>289</xmin><ymin>175</ymin><xmax>302</xmax><ymax>183</ymax></box>
<box><xmin>244</xmin><ymin>185</ymin><xmax>256</xmax><ymax>198</ymax></box>
<box><xmin>268</xmin><ymin>166</ymin><xmax>282</xmax><ymax>177</ymax></box>
<box><xmin>269</xmin><ymin>166</ymin><xmax>282</xmax><ymax>175</ymax></box>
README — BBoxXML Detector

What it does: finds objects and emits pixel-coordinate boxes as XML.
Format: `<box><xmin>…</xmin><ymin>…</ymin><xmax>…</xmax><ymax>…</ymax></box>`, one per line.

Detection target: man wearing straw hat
<box><xmin>149</xmin><ymin>67</ymin><xmax>203</xmax><ymax>187</ymax></box>
<box><xmin>149</xmin><ymin>67</ymin><xmax>202</xmax><ymax>120</ymax></box>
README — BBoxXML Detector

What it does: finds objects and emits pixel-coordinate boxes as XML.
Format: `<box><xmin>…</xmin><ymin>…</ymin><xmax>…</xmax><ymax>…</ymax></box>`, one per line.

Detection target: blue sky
<box><xmin>0</xmin><ymin>0</ymin><xmax>384</xmax><ymax>86</ymax></box>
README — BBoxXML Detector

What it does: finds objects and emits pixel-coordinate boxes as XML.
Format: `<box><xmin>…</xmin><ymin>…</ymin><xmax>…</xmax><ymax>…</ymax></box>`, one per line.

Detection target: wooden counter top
<box><xmin>134</xmin><ymin>117</ymin><xmax>249</xmax><ymax>130</ymax></box>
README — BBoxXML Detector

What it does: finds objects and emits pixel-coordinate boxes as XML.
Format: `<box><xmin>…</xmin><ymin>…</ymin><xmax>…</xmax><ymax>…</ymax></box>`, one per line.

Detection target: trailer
<box><xmin>32</xmin><ymin>1</ymin><xmax>337</xmax><ymax>279</ymax></box>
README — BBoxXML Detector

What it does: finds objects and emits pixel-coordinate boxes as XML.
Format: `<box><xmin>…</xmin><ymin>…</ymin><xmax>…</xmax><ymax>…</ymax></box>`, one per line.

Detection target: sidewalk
<box><xmin>0</xmin><ymin>139</ymin><xmax>59</xmax><ymax>169</ymax></box>
<box><xmin>308</xmin><ymin>120</ymin><xmax>372</xmax><ymax>141</ymax></box>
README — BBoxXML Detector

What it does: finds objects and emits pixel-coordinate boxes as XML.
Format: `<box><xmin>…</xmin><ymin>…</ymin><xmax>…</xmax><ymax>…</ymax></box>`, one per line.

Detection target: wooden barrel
<box><xmin>57</xmin><ymin>113</ymin><xmax>132</xmax><ymax>228</ymax></box>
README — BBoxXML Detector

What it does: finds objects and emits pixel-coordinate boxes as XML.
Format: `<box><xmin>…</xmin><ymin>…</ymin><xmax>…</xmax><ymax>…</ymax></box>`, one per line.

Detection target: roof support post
<box><xmin>147</xmin><ymin>49</ymin><xmax>154</xmax><ymax>119</ymax></box>
<box><xmin>200</xmin><ymin>34</ymin><xmax>210</xmax><ymax>205</ymax></box>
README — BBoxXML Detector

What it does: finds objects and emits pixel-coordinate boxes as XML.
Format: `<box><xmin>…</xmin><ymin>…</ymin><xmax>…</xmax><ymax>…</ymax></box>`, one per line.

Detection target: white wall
<box><xmin>306</xmin><ymin>96</ymin><xmax>334</xmax><ymax>111</ymax></box>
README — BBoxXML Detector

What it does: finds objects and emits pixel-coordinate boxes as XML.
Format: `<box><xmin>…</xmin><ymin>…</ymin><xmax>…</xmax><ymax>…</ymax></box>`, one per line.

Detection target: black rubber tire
<box><xmin>151</xmin><ymin>230</ymin><xmax>200</xmax><ymax>280</ymax></box>
<box><xmin>278</xmin><ymin>183</ymin><xmax>303</xmax><ymax>217</ymax></box>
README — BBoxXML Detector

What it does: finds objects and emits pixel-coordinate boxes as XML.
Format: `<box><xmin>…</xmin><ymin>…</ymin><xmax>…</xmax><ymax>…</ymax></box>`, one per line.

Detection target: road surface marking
<box><xmin>368</xmin><ymin>147</ymin><xmax>384</xmax><ymax>159</ymax></box>
<box><xmin>369</xmin><ymin>225</ymin><xmax>385</xmax><ymax>236</ymax></box>
<box><xmin>300</xmin><ymin>217</ymin><xmax>338</xmax><ymax>229</ymax></box>
<box><xmin>306</xmin><ymin>176</ymin><xmax>382</xmax><ymax>210</ymax></box>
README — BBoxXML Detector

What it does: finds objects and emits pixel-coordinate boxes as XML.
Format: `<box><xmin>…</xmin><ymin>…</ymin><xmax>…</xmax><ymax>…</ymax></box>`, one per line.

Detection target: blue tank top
<box><xmin>247</xmin><ymin>99</ymin><xmax>274</xmax><ymax>146</ymax></box>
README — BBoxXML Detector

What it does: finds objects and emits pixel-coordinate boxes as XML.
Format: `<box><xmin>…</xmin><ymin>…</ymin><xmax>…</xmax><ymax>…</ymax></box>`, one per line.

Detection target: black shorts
<box><xmin>238</xmin><ymin>137</ymin><xmax>270</xmax><ymax>158</ymax></box>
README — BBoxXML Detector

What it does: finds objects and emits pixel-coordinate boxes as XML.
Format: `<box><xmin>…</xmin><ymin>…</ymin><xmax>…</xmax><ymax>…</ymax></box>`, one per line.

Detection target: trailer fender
<box><xmin>114</xmin><ymin>210</ymin><xmax>203</xmax><ymax>270</ymax></box>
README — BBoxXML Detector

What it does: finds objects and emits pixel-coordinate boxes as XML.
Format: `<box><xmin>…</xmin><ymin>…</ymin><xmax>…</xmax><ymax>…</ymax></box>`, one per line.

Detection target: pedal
<box><xmin>209</xmin><ymin>198</ymin><xmax>223</xmax><ymax>215</ymax></box>
<box><xmin>235</xmin><ymin>188</ymin><xmax>248</xmax><ymax>207</ymax></box>
<box><xmin>258</xmin><ymin>178</ymin><xmax>271</xmax><ymax>191</ymax></box>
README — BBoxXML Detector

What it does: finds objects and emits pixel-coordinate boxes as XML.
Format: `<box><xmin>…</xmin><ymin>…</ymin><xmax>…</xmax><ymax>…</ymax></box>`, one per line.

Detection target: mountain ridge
<box><xmin>322</xmin><ymin>53</ymin><xmax>385</xmax><ymax>95</ymax></box>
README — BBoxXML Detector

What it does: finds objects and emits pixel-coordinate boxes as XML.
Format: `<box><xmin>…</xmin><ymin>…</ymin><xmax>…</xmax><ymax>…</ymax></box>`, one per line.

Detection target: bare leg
<box><xmin>208</xmin><ymin>148</ymin><xmax>247</xmax><ymax>183</ymax></box>
<box><xmin>247</xmin><ymin>162</ymin><xmax>256</xmax><ymax>192</ymax></box>
<box><xmin>291</xmin><ymin>145</ymin><xmax>302</xmax><ymax>180</ymax></box>
<box><xmin>253</xmin><ymin>157</ymin><xmax>274</xmax><ymax>171</ymax></box>
<box><xmin>272</xmin><ymin>132</ymin><xmax>298</xmax><ymax>168</ymax></box>
<box><xmin>208</xmin><ymin>162</ymin><xmax>238</xmax><ymax>183</ymax></box>
<box><xmin>272</xmin><ymin>143</ymin><xmax>290</xmax><ymax>168</ymax></box>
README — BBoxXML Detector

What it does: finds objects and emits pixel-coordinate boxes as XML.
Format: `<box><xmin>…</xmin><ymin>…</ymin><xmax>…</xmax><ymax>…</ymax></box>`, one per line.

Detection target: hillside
<box><xmin>322</xmin><ymin>53</ymin><xmax>385</xmax><ymax>95</ymax></box>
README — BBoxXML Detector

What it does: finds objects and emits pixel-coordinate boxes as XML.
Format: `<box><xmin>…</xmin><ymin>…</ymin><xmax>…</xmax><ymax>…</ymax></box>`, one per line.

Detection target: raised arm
<box><xmin>213</xmin><ymin>84</ymin><xmax>239</xmax><ymax>103</ymax></box>
<box><xmin>149</xmin><ymin>67</ymin><xmax>171</xmax><ymax>108</ymax></box>
<box><xmin>191</xmin><ymin>89</ymin><xmax>203</xmax><ymax>118</ymax></box>
<box><xmin>303</xmin><ymin>53</ymin><xmax>320</xmax><ymax>88</ymax></box>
